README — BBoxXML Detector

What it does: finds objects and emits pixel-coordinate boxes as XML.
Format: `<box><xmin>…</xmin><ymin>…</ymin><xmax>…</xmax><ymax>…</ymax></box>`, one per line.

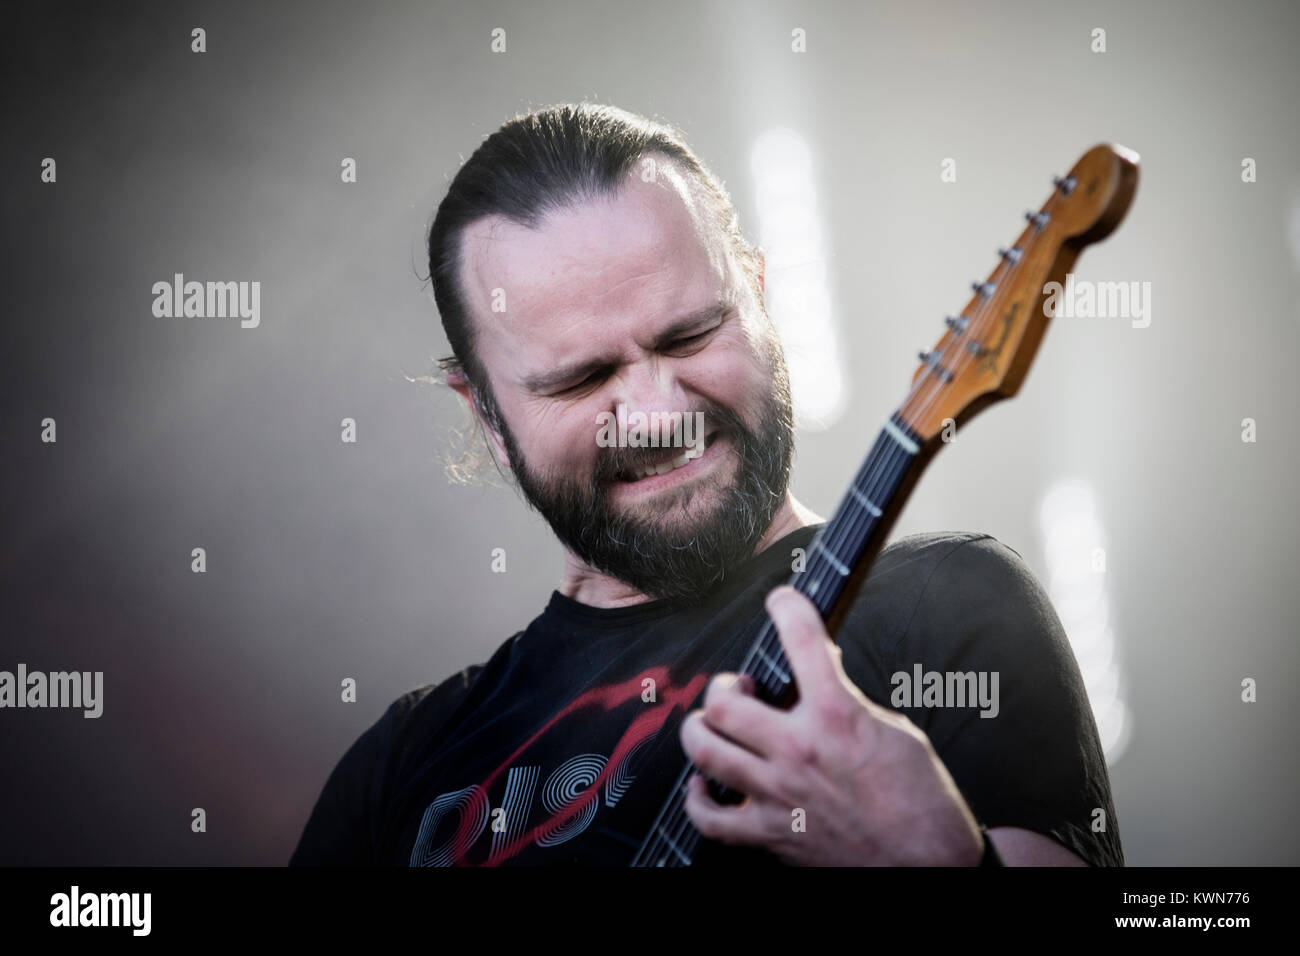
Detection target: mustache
<box><xmin>595</xmin><ymin>431</ymin><xmax>716</xmax><ymax>479</ymax></box>
<box><xmin>590</xmin><ymin>402</ymin><xmax>749</xmax><ymax>481</ymax></box>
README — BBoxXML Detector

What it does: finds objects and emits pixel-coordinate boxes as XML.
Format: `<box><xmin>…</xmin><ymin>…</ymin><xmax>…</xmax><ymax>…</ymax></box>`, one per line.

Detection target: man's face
<box><xmin>457</xmin><ymin>158</ymin><xmax>794</xmax><ymax>604</ymax></box>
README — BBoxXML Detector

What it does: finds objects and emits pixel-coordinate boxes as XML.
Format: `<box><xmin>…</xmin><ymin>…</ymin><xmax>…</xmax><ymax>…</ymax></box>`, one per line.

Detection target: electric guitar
<box><xmin>629</xmin><ymin>143</ymin><xmax>1140</xmax><ymax>866</ymax></box>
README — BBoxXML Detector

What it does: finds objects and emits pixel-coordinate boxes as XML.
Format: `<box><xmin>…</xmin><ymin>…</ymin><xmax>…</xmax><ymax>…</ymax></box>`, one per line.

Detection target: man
<box><xmin>290</xmin><ymin>103</ymin><xmax>1123</xmax><ymax>867</ymax></box>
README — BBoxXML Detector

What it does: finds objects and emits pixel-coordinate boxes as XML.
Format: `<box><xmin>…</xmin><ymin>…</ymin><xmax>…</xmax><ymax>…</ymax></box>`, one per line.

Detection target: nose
<box><xmin>610</xmin><ymin>358</ymin><xmax>688</xmax><ymax>446</ymax></box>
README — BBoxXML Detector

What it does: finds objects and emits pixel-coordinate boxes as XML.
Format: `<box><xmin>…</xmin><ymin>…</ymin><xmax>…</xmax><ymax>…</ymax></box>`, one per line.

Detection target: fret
<box><xmin>849</xmin><ymin>484</ymin><xmax>882</xmax><ymax>516</ymax></box>
<box><xmin>756</xmin><ymin>644</ymin><xmax>791</xmax><ymax>685</ymax></box>
<box><xmin>882</xmin><ymin>416</ymin><xmax>921</xmax><ymax>455</ymax></box>
<box><xmin>792</xmin><ymin>420</ymin><xmax>916</xmax><ymax>618</ymax></box>
<box><xmin>814</xmin><ymin>539</ymin><xmax>850</xmax><ymax>577</ymax></box>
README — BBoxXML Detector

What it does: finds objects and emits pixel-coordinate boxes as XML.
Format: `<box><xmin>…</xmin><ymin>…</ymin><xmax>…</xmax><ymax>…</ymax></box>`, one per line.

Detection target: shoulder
<box><xmin>391</xmin><ymin>664</ymin><xmax>486</xmax><ymax>720</ymax></box>
<box><xmin>381</xmin><ymin>659</ymin><xmax>491</xmax><ymax>750</ymax></box>
<box><xmin>877</xmin><ymin>529</ymin><xmax>1016</xmax><ymax>574</ymax></box>
<box><xmin>889</xmin><ymin>531</ymin><xmax>1060</xmax><ymax>652</ymax></box>
<box><xmin>322</xmin><ymin>676</ymin><xmax>464</xmax><ymax>780</ymax></box>
<box><xmin>291</xmin><ymin>632</ymin><xmax>523</xmax><ymax>865</ymax></box>
<box><xmin>378</xmin><ymin>627</ymin><xmax>529</xmax><ymax>753</ymax></box>
<box><xmin>840</xmin><ymin>531</ymin><xmax>1018</xmax><ymax>651</ymax></box>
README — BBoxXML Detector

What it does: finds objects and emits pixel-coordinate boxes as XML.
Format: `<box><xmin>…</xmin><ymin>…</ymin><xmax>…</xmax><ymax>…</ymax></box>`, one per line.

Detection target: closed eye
<box><xmin>555</xmin><ymin>369</ymin><xmax>607</xmax><ymax>396</ymax></box>
<box><xmin>664</xmin><ymin>326</ymin><xmax>719</xmax><ymax>353</ymax></box>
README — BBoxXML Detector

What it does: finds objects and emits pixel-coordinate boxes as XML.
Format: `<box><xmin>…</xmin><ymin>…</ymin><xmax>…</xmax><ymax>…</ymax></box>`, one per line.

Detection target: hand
<box><xmin>679</xmin><ymin>585</ymin><xmax>985</xmax><ymax>866</ymax></box>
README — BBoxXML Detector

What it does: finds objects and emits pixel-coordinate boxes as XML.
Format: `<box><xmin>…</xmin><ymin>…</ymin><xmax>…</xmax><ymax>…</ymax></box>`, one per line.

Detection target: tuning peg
<box><xmin>945</xmin><ymin>314</ymin><xmax>969</xmax><ymax>333</ymax></box>
<box><xmin>1024</xmin><ymin>210</ymin><xmax>1050</xmax><ymax>229</ymax></box>
<box><xmin>970</xmin><ymin>280</ymin><xmax>996</xmax><ymax>299</ymax></box>
<box><xmin>1053</xmin><ymin>174</ymin><xmax>1077</xmax><ymax>195</ymax></box>
<box><xmin>997</xmin><ymin>246</ymin><xmax>1023</xmax><ymax>264</ymax></box>
<box><xmin>918</xmin><ymin>349</ymin><xmax>954</xmax><ymax>382</ymax></box>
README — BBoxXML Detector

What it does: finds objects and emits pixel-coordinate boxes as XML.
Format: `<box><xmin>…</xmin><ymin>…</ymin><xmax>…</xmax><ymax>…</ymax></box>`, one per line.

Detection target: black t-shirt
<box><xmin>290</xmin><ymin>524</ymin><xmax>1124</xmax><ymax>867</ymax></box>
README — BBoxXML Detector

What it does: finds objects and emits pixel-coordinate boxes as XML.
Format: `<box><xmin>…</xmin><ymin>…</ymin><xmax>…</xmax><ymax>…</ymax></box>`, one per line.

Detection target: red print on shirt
<box><xmin>437</xmin><ymin>666</ymin><xmax>709</xmax><ymax>866</ymax></box>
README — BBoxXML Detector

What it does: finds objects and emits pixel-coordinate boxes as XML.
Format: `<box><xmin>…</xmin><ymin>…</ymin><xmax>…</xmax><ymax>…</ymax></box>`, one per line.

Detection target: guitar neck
<box><xmin>629</xmin><ymin>142</ymin><xmax>1139</xmax><ymax>867</ymax></box>
<box><xmin>630</xmin><ymin>411</ymin><xmax>936</xmax><ymax>867</ymax></box>
<box><xmin>748</xmin><ymin>410</ymin><xmax>933</xmax><ymax>699</ymax></box>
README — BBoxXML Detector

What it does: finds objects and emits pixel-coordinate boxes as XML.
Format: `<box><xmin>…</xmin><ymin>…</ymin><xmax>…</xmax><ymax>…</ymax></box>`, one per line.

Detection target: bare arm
<box><xmin>988</xmin><ymin>826</ymin><xmax>1089</xmax><ymax>866</ymax></box>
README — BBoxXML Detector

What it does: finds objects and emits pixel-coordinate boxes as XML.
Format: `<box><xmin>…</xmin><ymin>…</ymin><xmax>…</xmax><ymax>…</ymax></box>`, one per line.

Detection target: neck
<box><xmin>558</xmin><ymin>491</ymin><xmax>822</xmax><ymax>608</ymax></box>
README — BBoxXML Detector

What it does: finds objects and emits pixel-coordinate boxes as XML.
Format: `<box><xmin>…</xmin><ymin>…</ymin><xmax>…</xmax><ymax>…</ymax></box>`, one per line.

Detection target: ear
<box><xmin>446</xmin><ymin>368</ymin><xmax>511</xmax><ymax>472</ymax></box>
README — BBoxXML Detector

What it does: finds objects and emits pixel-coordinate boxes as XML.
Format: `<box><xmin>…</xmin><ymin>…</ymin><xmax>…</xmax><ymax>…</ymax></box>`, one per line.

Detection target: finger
<box><xmin>682</xmin><ymin>772</ymin><xmax>765</xmax><ymax>846</ymax></box>
<box><xmin>679</xmin><ymin>710</ymin><xmax>782</xmax><ymax>799</ymax></box>
<box><xmin>700</xmin><ymin>673</ymin><xmax>787</xmax><ymax>759</ymax></box>
<box><xmin>704</xmin><ymin>672</ymin><xmax>755</xmax><ymax>700</ymax></box>
<box><xmin>764</xmin><ymin>585</ymin><xmax>844</xmax><ymax>703</ymax></box>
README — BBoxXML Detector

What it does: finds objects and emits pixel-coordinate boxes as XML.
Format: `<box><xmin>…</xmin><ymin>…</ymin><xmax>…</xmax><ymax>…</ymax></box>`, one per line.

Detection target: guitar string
<box><xmin>635</xmin><ymin>184</ymin><xmax>1069</xmax><ymax>866</ymax></box>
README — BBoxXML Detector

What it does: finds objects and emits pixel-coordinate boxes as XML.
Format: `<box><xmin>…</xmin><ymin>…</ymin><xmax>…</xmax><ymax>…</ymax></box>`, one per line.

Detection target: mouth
<box><xmin>613</xmin><ymin>430</ymin><xmax>720</xmax><ymax>484</ymax></box>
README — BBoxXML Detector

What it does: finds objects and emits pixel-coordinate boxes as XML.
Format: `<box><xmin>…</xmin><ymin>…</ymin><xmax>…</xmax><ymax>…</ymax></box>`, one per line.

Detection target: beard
<box><xmin>497</xmin><ymin>344</ymin><xmax>796</xmax><ymax>606</ymax></box>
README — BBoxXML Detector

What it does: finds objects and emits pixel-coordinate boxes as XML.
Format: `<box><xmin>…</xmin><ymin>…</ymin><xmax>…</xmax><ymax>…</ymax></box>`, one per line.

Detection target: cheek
<box><xmin>512</xmin><ymin>399</ymin><xmax>604</xmax><ymax>472</ymax></box>
<box><xmin>690</xmin><ymin>340</ymin><xmax>770</xmax><ymax>412</ymax></box>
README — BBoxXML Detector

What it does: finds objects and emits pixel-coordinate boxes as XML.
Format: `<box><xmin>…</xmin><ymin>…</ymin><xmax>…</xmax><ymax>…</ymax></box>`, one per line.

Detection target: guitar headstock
<box><xmin>898</xmin><ymin>143</ymin><xmax>1139</xmax><ymax>443</ymax></box>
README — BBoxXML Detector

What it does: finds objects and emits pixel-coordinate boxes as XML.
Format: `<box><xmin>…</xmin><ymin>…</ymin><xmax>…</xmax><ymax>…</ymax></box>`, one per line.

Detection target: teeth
<box><xmin>630</xmin><ymin>446</ymin><xmax>700</xmax><ymax>480</ymax></box>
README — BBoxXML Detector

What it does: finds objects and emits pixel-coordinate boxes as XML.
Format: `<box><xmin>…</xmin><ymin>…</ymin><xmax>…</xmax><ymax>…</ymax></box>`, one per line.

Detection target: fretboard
<box><xmin>629</xmin><ymin>410</ymin><xmax>926</xmax><ymax>867</ymax></box>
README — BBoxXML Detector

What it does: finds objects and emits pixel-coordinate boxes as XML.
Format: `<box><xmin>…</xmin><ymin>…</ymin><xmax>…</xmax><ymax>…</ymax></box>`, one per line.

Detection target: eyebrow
<box><xmin>520</xmin><ymin>301</ymin><xmax>731</xmax><ymax>393</ymax></box>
